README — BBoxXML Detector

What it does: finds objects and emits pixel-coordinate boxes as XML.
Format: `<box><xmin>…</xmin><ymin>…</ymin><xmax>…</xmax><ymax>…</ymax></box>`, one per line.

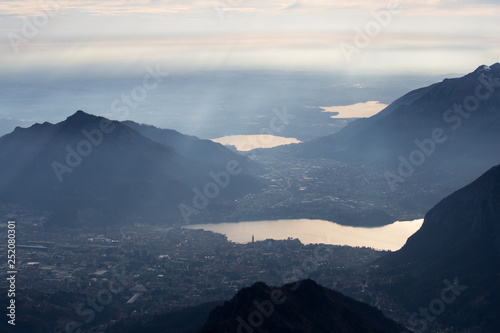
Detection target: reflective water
<box><xmin>185</xmin><ymin>218</ymin><xmax>424</xmax><ymax>251</ymax></box>
<box><xmin>211</xmin><ymin>134</ymin><xmax>301</xmax><ymax>151</ymax></box>
<box><xmin>319</xmin><ymin>101</ymin><xmax>388</xmax><ymax>118</ymax></box>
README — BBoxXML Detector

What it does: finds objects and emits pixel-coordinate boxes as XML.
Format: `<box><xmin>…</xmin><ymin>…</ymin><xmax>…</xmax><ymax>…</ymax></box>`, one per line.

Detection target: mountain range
<box><xmin>3</xmin><ymin>64</ymin><xmax>499</xmax><ymax>226</ymax></box>
<box><xmin>2</xmin><ymin>63</ymin><xmax>500</xmax><ymax>332</ymax></box>
<box><xmin>0</xmin><ymin>111</ymin><xmax>263</xmax><ymax>226</ymax></box>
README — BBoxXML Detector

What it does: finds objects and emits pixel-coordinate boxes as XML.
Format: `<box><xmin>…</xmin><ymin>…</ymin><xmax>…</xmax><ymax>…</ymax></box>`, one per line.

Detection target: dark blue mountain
<box><xmin>0</xmin><ymin>111</ymin><xmax>263</xmax><ymax>226</ymax></box>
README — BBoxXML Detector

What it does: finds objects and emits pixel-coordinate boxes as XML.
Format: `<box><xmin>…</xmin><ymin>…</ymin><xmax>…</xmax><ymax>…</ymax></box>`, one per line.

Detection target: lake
<box><xmin>184</xmin><ymin>218</ymin><xmax>424</xmax><ymax>251</ymax></box>
<box><xmin>211</xmin><ymin>134</ymin><xmax>301</xmax><ymax>151</ymax></box>
<box><xmin>319</xmin><ymin>101</ymin><xmax>388</xmax><ymax>118</ymax></box>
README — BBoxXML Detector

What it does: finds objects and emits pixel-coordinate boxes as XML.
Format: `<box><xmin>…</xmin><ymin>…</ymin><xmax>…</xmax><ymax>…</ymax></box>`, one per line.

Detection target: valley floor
<box><xmin>198</xmin><ymin>154</ymin><xmax>429</xmax><ymax>227</ymax></box>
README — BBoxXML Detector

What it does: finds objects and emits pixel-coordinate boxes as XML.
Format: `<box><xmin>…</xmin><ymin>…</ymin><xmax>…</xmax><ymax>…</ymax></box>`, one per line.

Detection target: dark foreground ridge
<box><xmin>110</xmin><ymin>279</ymin><xmax>407</xmax><ymax>333</ymax></box>
<box><xmin>197</xmin><ymin>279</ymin><xmax>406</xmax><ymax>333</ymax></box>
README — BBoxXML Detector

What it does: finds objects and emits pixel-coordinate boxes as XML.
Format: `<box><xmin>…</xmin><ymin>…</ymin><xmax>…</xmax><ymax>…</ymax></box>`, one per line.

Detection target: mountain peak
<box><xmin>473</xmin><ymin>62</ymin><xmax>500</xmax><ymax>75</ymax></box>
<box><xmin>0</xmin><ymin>109</ymin><xmax>263</xmax><ymax>226</ymax></box>
<box><xmin>199</xmin><ymin>279</ymin><xmax>407</xmax><ymax>333</ymax></box>
<box><xmin>61</xmin><ymin>111</ymin><xmax>111</xmax><ymax>132</ymax></box>
<box><xmin>66</xmin><ymin>110</ymin><xmax>99</xmax><ymax>122</ymax></box>
<box><xmin>476</xmin><ymin>64</ymin><xmax>491</xmax><ymax>72</ymax></box>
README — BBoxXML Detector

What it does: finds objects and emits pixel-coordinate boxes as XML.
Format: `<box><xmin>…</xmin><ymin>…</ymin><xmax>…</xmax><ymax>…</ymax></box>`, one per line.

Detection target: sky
<box><xmin>1</xmin><ymin>0</ymin><xmax>499</xmax><ymax>76</ymax></box>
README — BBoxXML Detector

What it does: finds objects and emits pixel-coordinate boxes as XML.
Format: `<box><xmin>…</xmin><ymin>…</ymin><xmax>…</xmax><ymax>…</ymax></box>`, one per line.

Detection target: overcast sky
<box><xmin>0</xmin><ymin>0</ymin><xmax>499</xmax><ymax>76</ymax></box>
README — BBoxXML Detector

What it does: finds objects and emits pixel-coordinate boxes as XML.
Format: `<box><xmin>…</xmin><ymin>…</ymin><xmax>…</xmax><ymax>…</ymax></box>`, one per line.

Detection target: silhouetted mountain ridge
<box><xmin>0</xmin><ymin>111</ymin><xmax>263</xmax><ymax>226</ymax></box>
<box><xmin>294</xmin><ymin>63</ymin><xmax>500</xmax><ymax>166</ymax></box>
<box><xmin>198</xmin><ymin>279</ymin><xmax>407</xmax><ymax>333</ymax></box>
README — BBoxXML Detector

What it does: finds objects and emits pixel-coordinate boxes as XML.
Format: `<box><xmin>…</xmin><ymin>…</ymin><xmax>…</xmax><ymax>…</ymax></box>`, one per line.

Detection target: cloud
<box><xmin>0</xmin><ymin>0</ymin><xmax>189</xmax><ymax>17</ymax></box>
<box><xmin>0</xmin><ymin>0</ymin><xmax>499</xmax><ymax>74</ymax></box>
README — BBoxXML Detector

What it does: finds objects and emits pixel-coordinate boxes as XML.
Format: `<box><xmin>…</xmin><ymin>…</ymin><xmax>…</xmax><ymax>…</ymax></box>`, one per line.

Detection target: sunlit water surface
<box><xmin>211</xmin><ymin>134</ymin><xmax>301</xmax><ymax>151</ymax></box>
<box><xmin>184</xmin><ymin>218</ymin><xmax>424</xmax><ymax>251</ymax></box>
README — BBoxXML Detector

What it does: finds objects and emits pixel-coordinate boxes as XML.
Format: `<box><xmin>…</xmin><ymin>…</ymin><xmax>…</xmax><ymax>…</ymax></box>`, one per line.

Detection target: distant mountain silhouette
<box><xmin>0</xmin><ymin>111</ymin><xmax>263</xmax><ymax>226</ymax></box>
<box><xmin>198</xmin><ymin>279</ymin><xmax>407</xmax><ymax>333</ymax></box>
<box><xmin>296</xmin><ymin>63</ymin><xmax>500</xmax><ymax>165</ymax></box>
<box><xmin>376</xmin><ymin>164</ymin><xmax>500</xmax><ymax>331</ymax></box>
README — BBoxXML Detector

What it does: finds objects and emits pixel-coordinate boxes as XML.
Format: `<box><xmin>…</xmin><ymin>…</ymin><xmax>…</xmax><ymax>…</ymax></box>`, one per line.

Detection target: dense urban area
<box><xmin>1</xmin><ymin>210</ymin><xmax>397</xmax><ymax>332</ymax></box>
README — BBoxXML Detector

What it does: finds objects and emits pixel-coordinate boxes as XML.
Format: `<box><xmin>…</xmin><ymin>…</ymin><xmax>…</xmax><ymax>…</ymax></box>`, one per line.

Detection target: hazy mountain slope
<box><xmin>301</xmin><ymin>84</ymin><xmax>434</xmax><ymax>157</ymax></box>
<box><xmin>0</xmin><ymin>111</ymin><xmax>263</xmax><ymax>226</ymax></box>
<box><xmin>0</xmin><ymin>118</ymin><xmax>34</xmax><ymax>137</ymax></box>
<box><xmin>295</xmin><ymin>63</ymin><xmax>500</xmax><ymax>170</ymax></box>
<box><xmin>262</xmin><ymin>63</ymin><xmax>500</xmax><ymax>220</ymax></box>
<box><xmin>122</xmin><ymin>120</ymin><xmax>262</xmax><ymax>174</ymax></box>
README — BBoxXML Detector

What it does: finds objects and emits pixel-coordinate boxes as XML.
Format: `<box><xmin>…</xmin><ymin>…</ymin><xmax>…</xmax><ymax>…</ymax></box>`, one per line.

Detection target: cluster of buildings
<box><xmin>3</xmin><ymin>221</ymin><xmax>385</xmax><ymax>331</ymax></box>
